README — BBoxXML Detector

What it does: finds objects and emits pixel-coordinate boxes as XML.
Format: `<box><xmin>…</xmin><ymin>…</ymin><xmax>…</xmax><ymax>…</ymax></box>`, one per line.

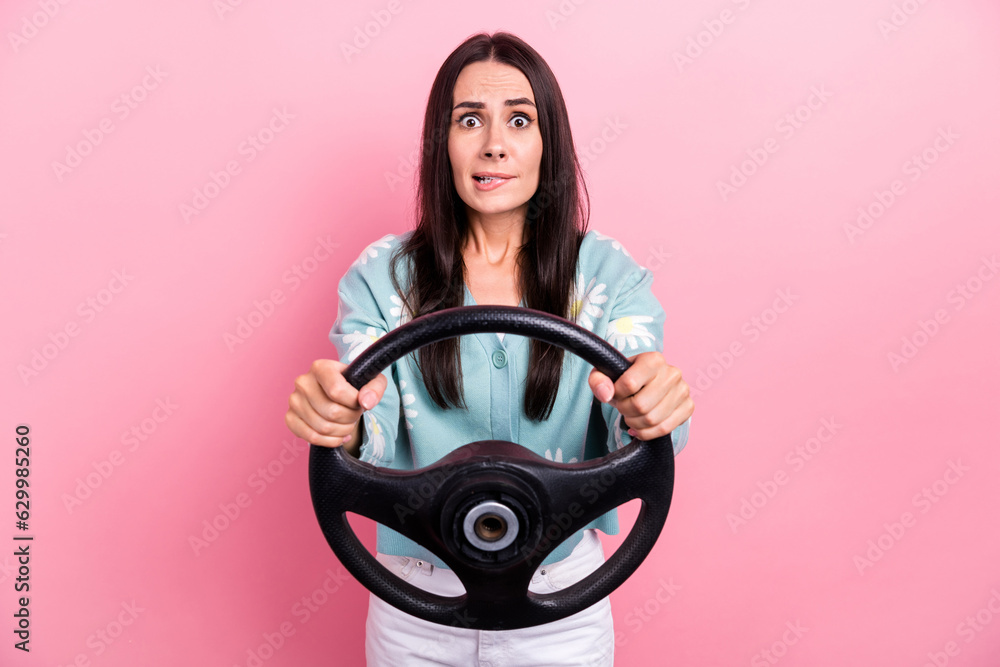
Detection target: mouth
<box><xmin>472</xmin><ymin>174</ymin><xmax>514</xmax><ymax>191</ymax></box>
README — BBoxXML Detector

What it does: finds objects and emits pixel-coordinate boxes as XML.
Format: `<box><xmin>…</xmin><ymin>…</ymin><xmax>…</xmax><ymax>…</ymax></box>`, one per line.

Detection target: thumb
<box><xmin>357</xmin><ymin>372</ymin><xmax>388</xmax><ymax>411</ymax></box>
<box><xmin>589</xmin><ymin>368</ymin><xmax>615</xmax><ymax>403</ymax></box>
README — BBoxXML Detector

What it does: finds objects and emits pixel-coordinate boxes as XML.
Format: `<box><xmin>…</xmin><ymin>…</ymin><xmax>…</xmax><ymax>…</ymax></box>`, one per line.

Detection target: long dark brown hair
<box><xmin>389</xmin><ymin>31</ymin><xmax>590</xmax><ymax>421</ymax></box>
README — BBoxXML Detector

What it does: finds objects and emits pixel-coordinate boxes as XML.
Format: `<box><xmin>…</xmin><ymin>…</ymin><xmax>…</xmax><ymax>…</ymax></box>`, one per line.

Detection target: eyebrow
<box><xmin>452</xmin><ymin>97</ymin><xmax>536</xmax><ymax>112</ymax></box>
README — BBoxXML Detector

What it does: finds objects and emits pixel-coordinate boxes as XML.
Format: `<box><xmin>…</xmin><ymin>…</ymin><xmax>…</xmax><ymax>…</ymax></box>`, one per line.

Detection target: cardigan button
<box><xmin>491</xmin><ymin>350</ymin><xmax>508</xmax><ymax>368</ymax></box>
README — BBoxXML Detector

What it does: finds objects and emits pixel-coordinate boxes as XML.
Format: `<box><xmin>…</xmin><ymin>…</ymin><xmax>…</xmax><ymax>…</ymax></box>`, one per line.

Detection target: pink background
<box><xmin>3</xmin><ymin>1</ymin><xmax>999</xmax><ymax>665</ymax></box>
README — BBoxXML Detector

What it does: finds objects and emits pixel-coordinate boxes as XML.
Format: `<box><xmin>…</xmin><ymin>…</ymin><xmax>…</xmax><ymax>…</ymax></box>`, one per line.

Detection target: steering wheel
<box><xmin>308</xmin><ymin>305</ymin><xmax>675</xmax><ymax>630</ymax></box>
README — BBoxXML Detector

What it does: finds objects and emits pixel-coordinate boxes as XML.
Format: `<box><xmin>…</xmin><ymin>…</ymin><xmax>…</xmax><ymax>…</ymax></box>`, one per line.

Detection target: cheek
<box><xmin>525</xmin><ymin>139</ymin><xmax>543</xmax><ymax>179</ymax></box>
<box><xmin>448</xmin><ymin>137</ymin><xmax>470</xmax><ymax>176</ymax></box>
<box><xmin>526</xmin><ymin>154</ymin><xmax>542</xmax><ymax>188</ymax></box>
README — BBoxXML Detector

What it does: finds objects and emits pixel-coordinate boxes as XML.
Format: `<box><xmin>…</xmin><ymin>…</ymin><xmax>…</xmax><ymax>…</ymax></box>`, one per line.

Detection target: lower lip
<box><xmin>472</xmin><ymin>177</ymin><xmax>512</xmax><ymax>192</ymax></box>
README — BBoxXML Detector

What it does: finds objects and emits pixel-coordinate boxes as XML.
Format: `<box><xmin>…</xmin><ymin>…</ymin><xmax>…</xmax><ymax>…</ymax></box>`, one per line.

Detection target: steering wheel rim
<box><xmin>309</xmin><ymin>305</ymin><xmax>675</xmax><ymax>630</ymax></box>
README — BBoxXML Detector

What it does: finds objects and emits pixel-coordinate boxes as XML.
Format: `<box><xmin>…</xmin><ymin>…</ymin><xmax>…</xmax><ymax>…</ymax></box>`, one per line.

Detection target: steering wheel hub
<box><xmin>466</xmin><ymin>500</ymin><xmax>516</xmax><ymax>546</ymax></box>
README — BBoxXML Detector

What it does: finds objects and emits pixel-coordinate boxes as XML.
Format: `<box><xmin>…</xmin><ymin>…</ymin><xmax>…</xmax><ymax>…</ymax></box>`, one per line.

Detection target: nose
<box><xmin>483</xmin><ymin>123</ymin><xmax>506</xmax><ymax>159</ymax></box>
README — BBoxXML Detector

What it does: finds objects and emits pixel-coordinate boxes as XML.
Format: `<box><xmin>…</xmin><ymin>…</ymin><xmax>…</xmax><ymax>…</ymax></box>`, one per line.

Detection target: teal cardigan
<box><xmin>329</xmin><ymin>230</ymin><xmax>690</xmax><ymax>569</ymax></box>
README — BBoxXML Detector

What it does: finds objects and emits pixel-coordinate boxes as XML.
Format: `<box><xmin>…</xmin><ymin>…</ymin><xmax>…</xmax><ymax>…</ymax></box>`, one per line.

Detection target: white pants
<box><xmin>365</xmin><ymin>529</ymin><xmax>614</xmax><ymax>666</ymax></box>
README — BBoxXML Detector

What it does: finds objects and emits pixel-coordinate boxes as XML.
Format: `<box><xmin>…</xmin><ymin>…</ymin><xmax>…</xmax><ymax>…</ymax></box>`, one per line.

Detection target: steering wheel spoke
<box><xmin>309</xmin><ymin>446</ymin><xmax>462</xmax><ymax>564</ymax></box>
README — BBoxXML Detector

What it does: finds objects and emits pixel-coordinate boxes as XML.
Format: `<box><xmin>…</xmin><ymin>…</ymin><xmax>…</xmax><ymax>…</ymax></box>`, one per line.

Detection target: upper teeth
<box><xmin>478</xmin><ymin>176</ymin><xmax>499</xmax><ymax>182</ymax></box>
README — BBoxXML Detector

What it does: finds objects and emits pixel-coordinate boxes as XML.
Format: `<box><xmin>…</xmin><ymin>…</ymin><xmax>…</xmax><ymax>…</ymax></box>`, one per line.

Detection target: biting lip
<box><xmin>472</xmin><ymin>173</ymin><xmax>515</xmax><ymax>181</ymax></box>
<box><xmin>471</xmin><ymin>173</ymin><xmax>513</xmax><ymax>192</ymax></box>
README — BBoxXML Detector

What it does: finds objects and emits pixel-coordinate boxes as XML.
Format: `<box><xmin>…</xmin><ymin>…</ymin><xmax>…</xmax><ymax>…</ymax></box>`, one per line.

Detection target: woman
<box><xmin>286</xmin><ymin>31</ymin><xmax>694</xmax><ymax>666</ymax></box>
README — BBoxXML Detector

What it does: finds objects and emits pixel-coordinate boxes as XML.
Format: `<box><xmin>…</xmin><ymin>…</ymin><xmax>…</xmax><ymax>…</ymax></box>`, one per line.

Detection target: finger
<box><xmin>285</xmin><ymin>410</ymin><xmax>350</xmax><ymax>448</ymax></box>
<box><xmin>588</xmin><ymin>368</ymin><xmax>615</xmax><ymax>403</ymax></box>
<box><xmin>626</xmin><ymin>396</ymin><xmax>695</xmax><ymax>441</ymax></box>
<box><xmin>358</xmin><ymin>372</ymin><xmax>389</xmax><ymax>411</ymax></box>
<box><xmin>289</xmin><ymin>385</ymin><xmax>360</xmax><ymax>441</ymax></box>
<box><xmin>623</xmin><ymin>378</ymin><xmax>693</xmax><ymax>438</ymax></box>
<box><xmin>611</xmin><ymin>353</ymin><xmax>660</xmax><ymax>404</ymax></box>
<box><xmin>294</xmin><ymin>372</ymin><xmax>362</xmax><ymax>428</ymax></box>
<box><xmin>613</xmin><ymin>361</ymin><xmax>669</xmax><ymax>418</ymax></box>
<box><xmin>620</xmin><ymin>363</ymin><xmax>688</xmax><ymax>421</ymax></box>
<box><xmin>621</xmin><ymin>388</ymin><xmax>675</xmax><ymax>430</ymax></box>
<box><xmin>311</xmin><ymin>359</ymin><xmax>364</xmax><ymax>409</ymax></box>
<box><xmin>616</xmin><ymin>376</ymin><xmax>670</xmax><ymax>423</ymax></box>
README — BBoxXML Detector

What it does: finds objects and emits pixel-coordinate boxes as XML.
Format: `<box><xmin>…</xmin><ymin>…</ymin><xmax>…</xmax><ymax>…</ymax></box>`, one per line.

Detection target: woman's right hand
<box><xmin>285</xmin><ymin>359</ymin><xmax>388</xmax><ymax>456</ymax></box>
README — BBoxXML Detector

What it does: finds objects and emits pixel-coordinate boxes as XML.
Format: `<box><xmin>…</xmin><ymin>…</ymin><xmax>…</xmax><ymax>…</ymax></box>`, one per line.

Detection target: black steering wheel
<box><xmin>308</xmin><ymin>305</ymin><xmax>675</xmax><ymax>630</ymax></box>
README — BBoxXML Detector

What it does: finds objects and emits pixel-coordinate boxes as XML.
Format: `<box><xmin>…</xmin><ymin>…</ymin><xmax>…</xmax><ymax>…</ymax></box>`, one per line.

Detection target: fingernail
<box><xmin>627</xmin><ymin>428</ymin><xmax>638</xmax><ymax>438</ymax></box>
<box><xmin>597</xmin><ymin>381</ymin><xmax>614</xmax><ymax>403</ymax></box>
<box><xmin>359</xmin><ymin>390</ymin><xmax>374</xmax><ymax>410</ymax></box>
<box><xmin>343</xmin><ymin>434</ymin><xmax>352</xmax><ymax>444</ymax></box>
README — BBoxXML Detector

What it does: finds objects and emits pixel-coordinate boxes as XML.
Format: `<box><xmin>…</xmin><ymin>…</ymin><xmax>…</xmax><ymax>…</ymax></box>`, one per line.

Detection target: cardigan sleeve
<box><xmin>598</xmin><ymin>257</ymin><xmax>690</xmax><ymax>458</ymax></box>
<box><xmin>328</xmin><ymin>247</ymin><xmax>403</xmax><ymax>467</ymax></box>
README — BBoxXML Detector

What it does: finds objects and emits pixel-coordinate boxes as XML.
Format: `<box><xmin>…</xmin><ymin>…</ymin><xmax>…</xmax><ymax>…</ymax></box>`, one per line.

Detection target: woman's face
<box><xmin>448</xmin><ymin>60</ymin><xmax>542</xmax><ymax>225</ymax></box>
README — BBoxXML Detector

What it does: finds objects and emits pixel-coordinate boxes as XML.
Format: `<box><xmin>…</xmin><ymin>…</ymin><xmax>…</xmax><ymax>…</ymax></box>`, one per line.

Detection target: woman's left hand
<box><xmin>588</xmin><ymin>351</ymin><xmax>694</xmax><ymax>441</ymax></box>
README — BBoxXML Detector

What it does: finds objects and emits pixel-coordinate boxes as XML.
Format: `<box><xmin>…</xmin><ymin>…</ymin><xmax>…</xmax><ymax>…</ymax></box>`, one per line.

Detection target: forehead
<box><xmin>452</xmin><ymin>61</ymin><xmax>534</xmax><ymax>103</ymax></box>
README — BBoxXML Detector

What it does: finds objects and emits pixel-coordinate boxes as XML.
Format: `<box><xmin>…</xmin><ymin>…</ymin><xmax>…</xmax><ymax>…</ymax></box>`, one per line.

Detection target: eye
<box><xmin>509</xmin><ymin>113</ymin><xmax>533</xmax><ymax>129</ymax></box>
<box><xmin>459</xmin><ymin>114</ymin><xmax>482</xmax><ymax>129</ymax></box>
<box><xmin>456</xmin><ymin>112</ymin><xmax>534</xmax><ymax>129</ymax></box>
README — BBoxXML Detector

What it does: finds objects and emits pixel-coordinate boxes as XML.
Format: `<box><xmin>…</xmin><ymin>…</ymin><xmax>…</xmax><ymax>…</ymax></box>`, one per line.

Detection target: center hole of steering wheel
<box><xmin>462</xmin><ymin>500</ymin><xmax>520</xmax><ymax>552</ymax></box>
<box><xmin>475</xmin><ymin>514</ymin><xmax>506</xmax><ymax>541</ymax></box>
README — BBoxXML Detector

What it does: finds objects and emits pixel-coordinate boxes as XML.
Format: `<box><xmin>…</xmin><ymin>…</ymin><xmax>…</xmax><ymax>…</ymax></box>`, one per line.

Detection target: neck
<box><xmin>463</xmin><ymin>207</ymin><xmax>526</xmax><ymax>266</ymax></box>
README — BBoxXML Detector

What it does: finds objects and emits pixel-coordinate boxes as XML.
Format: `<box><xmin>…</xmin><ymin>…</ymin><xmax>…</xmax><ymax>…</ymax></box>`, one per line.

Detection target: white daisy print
<box><xmin>353</xmin><ymin>234</ymin><xmax>394</xmax><ymax>266</ymax></box>
<box><xmin>543</xmin><ymin>447</ymin><xmax>579</xmax><ymax>464</ymax></box>
<box><xmin>606</xmin><ymin>316</ymin><xmax>656</xmax><ymax>351</ymax></box>
<box><xmin>365</xmin><ymin>413</ymin><xmax>386</xmax><ymax>461</ymax></box>
<box><xmin>389</xmin><ymin>293</ymin><xmax>412</xmax><ymax>329</ymax></box>
<box><xmin>344</xmin><ymin>327</ymin><xmax>383</xmax><ymax>362</ymax></box>
<box><xmin>570</xmin><ymin>272</ymin><xmax>608</xmax><ymax>331</ymax></box>
<box><xmin>592</xmin><ymin>231</ymin><xmax>632</xmax><ymax>258</ymax></box>
<box><xmin>400</xmin><ymin>380</ymin><xmax>418</xmax><ymax>430</ymax></box>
